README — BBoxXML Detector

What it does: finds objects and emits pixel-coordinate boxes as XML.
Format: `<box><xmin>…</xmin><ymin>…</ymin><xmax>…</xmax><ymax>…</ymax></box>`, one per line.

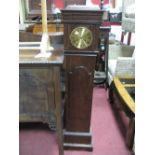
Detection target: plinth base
<box><xmin>63</xmin><ymin>130</ymin><xmax>93</xmax><ymax>151</ymax></box>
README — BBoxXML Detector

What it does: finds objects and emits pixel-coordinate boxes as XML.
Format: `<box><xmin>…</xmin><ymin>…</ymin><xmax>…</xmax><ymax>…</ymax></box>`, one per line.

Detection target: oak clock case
<box><xmin>62</xmin><ymin>9</ymin><xmax>103</xmax><ymax>151</ymax></box>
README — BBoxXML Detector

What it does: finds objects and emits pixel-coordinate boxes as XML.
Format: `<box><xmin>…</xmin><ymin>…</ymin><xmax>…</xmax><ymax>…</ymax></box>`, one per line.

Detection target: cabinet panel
<box><xmin>19</xmin><ymin>68</ymin><xmax>55</xmax><ymax>124</ymax></box>
<box><xmin>65</xmin><ymin>55</ymin><xmax>96</xmax><ymax>132</ymax></box>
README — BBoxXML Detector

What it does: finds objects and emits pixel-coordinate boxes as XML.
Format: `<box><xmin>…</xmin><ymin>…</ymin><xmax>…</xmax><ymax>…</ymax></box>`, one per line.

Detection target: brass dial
<box><xmin>69</xmin><ymin>27</ymin><xmax>93</xmax><ymax>49</ymax></box>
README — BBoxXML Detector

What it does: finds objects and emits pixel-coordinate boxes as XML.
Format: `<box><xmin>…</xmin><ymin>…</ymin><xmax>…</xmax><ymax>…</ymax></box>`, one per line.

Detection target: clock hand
<box><xmin>80</xmin><ymin>28</ymin><xmax>86</xmax><ymax>37</ymax></box>
<box><xmin>77</xmin><ymin>39</ymin><xmax>82</xmax><ymax>49</ymax></box>
<box><xmin>82</xmin><ymin>39</ymin><xmax>88</xmax><ymax>47</ymax></box>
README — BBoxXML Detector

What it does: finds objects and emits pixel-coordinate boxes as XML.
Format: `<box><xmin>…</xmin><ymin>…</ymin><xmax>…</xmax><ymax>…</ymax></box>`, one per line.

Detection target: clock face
<box><xmin>69</xmin><ymin>27</ymin><xmax>93</xmax><ymax>49</ymax></box>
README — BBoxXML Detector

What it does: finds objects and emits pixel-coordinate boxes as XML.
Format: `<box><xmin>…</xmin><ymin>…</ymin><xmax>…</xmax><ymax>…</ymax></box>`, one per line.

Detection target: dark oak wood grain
<box><xmin>65</xmin><ymin>54</ymin><xmax>96</xmax><ymax>132</ymax></box>
<box><xmin>62</xmin><ymin>7</ymin><xmax>103</xmax><ymax>150</ymax></box>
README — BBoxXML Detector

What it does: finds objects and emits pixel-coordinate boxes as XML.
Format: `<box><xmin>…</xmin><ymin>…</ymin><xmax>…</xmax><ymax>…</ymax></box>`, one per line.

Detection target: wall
<box><xmin>92</xmin><ymin>0</ymin><xmax>109</xmax><ymax>5</ymax></box>
<box><xmin>54</xmin><ymin>0</ymin><xmax>109</xmax><ymax>9</ymax></box>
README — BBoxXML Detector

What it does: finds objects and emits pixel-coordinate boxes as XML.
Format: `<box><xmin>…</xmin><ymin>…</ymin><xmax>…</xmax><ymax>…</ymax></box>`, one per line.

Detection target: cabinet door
<box><xmin>65</xmin><ymin>54</ymin><xmax>96</xmax><ymax>132</ymax></box>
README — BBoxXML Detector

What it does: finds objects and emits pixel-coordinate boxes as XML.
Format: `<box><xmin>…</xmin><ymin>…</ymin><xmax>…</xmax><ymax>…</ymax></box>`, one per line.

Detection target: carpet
<box><xmin>19</xmin><ymin>86</ymin><xmax>133</xmax><ymax>155</ymax></box>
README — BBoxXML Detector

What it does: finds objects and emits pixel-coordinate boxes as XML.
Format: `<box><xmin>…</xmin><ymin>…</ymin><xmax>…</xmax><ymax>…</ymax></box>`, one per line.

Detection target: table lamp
<box><xmin>35</xmin><ymin>0</ymin><xmax>54</xmax><ymax>58</ymax></box>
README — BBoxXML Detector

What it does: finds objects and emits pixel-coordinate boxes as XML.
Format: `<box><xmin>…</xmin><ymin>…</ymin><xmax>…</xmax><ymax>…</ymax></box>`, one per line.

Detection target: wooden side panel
<box><xmin>19</xmin><ymin>68</ymin><xmax>55</xmax><ymax>123</ymax></box>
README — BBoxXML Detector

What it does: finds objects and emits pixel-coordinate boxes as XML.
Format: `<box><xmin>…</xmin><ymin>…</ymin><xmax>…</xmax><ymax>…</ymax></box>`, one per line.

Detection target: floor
<box><xmin>19</xmin><ymin>86</ymin><xmax>134</xmax><ymax>155</ymax></box>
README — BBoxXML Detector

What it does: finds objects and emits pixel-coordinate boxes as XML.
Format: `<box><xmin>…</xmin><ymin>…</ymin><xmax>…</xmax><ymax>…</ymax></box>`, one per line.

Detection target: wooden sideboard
<box><xmin>19</xmin><ymin>47</ymin><xmax>64</xmax><ymax>154</ymax></box>
<box><xmin>19</xmin><ymin>47</ymin><xmax>64</xmax><ymax>129</ymax></box>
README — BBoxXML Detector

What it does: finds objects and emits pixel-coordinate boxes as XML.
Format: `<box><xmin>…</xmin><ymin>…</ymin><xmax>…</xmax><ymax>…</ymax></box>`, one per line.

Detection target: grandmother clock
<box><xmin>62</xmin><ymin>6</ymin><xmax>103</xmax><ymax>150</ymax></box>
